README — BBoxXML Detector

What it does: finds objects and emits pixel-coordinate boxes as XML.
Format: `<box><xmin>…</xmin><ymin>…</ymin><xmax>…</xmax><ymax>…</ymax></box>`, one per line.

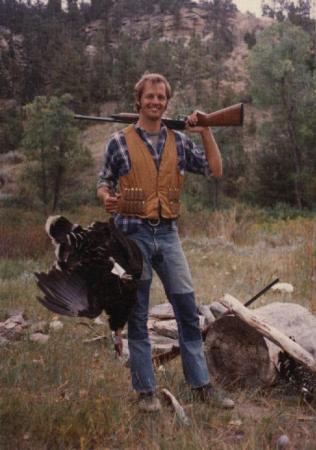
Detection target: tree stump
<box><xmin>205</xmin><ymin>315</ymin><xmax>276</xmax><ymax>387</ymax></box>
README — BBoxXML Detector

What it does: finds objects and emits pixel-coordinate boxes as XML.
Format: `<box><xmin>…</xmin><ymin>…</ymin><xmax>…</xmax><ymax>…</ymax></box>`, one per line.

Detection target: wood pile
<box><xmin>134</xmin><ymin>298</ymin><xmax>316</xmax><ymax>395</ymax></box>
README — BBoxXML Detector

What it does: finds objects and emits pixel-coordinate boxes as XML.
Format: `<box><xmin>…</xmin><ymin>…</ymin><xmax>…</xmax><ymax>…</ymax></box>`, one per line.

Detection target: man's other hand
<box><xmin>104</xmin><ymin>193</ymin><xmax>120</xmax><ymax>213</ymax></box>
<box><xmin>97</xmin><ymin>187</ymin><xmax>120</xmax><ymax>213</ymax></box>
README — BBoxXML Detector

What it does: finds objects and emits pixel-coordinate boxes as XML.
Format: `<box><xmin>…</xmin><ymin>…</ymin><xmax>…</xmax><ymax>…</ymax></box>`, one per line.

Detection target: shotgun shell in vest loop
<box><xmin>136</xmin><ymin>188</ymin><xmax>144</xmax><ymax>200</ymax></box>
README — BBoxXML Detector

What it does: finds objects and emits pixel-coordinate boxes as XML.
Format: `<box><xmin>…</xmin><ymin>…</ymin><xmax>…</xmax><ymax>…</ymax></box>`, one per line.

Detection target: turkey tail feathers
<box><xmin>35</xmin><ymin>269</ymin><xmax>92</xmax><ymax>317</ymax></box>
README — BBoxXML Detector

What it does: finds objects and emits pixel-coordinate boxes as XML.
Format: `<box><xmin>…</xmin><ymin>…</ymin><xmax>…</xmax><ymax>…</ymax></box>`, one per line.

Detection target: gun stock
<box><xmin>74</xmin><ymin>103</ymin><xmax>244</xmax><ymax>130</ymax></box>
<box><xmin>196</xmin><ymin>103</ymin><xmax>243</xmax><ymax>127</ymax></box>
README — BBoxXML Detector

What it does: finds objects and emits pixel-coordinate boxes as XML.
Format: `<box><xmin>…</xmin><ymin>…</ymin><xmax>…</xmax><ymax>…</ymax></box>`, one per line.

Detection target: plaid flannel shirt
<box><xmin>97</xmin><ymin>123</ymin><xmax>212</xmax><ymax>233</ymax></box>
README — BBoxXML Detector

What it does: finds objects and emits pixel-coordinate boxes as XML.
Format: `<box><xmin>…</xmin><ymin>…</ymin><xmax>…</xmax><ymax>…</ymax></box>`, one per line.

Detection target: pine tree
<box><xmin>22</xmin><ymin>95</ymin><xmax>91</xmax><ymax>212</ymax></box>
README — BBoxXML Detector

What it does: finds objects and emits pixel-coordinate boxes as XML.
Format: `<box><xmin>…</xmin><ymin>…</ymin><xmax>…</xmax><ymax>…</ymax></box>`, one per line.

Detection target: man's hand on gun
<box><xmin>185</xmin><ymin>110</ymin><xmax>206</xmax><ymax>134</ymax></box>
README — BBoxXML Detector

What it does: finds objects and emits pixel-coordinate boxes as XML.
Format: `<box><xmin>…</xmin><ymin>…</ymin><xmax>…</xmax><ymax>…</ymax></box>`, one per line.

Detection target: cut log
<box><xmin>220</xmin><ymin>295</ymin><xmax>316</xmax><ymax>372</ymax></box>
<box><xmin>205</xmin><ymin>315</ymin><xmax>276</xmax><ymax>386</ymax></box>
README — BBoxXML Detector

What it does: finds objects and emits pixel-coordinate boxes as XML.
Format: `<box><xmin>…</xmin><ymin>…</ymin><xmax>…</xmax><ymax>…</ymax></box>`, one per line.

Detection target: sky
<box><xmin>232</xmin><ymin>0</ymin><xmax>263</xmax><ymax>17</ymax></box>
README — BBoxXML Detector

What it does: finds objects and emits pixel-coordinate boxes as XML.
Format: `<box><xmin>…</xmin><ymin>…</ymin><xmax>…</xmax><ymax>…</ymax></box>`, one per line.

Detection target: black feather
<box><xmin>36</xmin><ymin>216</ymin><xmax>143</xmax><ymax>330</ymax></box>
<box><xmin>278</xmin><ymin>344</ymin><xmax>316</xmax><ymax>402</ymax></box>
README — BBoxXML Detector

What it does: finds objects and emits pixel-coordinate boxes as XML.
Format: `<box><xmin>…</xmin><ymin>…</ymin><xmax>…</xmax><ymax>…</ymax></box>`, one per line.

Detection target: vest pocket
<box><xmin>168</xmin><ymin>187</ymin><xmax>180</xmax><ymax>215</ymax></box>
<box><xmin>168</xmin><ymin>187</ymin><xmax>180</xmax><ymax>201</ymax></box>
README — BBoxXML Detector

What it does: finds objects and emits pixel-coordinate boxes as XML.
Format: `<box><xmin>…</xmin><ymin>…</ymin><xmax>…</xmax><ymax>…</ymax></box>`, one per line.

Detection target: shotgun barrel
<box><xmin>74</xmin><ymin>103</ymin><xmax>244</xmax><ymax>130</ymax></box>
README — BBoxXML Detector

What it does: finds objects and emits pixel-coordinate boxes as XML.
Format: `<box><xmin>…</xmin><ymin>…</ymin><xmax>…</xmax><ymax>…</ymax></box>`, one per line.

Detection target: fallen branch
<box><xmin>161</xmin><ymin>388</ymin><xmax>191</xmax><ymax>426</ymax></box>
<box><xmin>82</xmin><ymin>334</ymin><xmax>107</xmax><ymax>343</ymax></box>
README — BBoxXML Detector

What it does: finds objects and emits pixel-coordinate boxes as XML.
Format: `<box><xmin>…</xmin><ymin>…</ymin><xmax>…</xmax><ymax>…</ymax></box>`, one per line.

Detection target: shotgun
<box><xmin>74</xmin><ymin>103</ymin><xmax>244</xmax><ymax>130</ymax></box>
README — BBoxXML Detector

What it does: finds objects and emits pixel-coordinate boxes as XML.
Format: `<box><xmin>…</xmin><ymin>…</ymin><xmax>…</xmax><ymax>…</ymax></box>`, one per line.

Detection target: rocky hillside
<box><xmin>0</xmin><ymin>3</ymin><xmax>273</xmax><ymax>111</ymax></box>
<box><xmin>85</xmin><ymin>6</ymin><xmax>272</xmax><ymax>93</ymax></box>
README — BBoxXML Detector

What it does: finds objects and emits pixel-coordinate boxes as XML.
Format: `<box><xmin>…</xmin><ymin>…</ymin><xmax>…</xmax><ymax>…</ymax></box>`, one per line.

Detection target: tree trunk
<box><xmin>52</xmin><ymin>143</ymin><xmax>65</xmax><ymax>212</ymax></box>
<box><xmin>40</xmin><ymin>146</ymin><xmax>48</xmax><ymax>214</ymax></box>
<box><xmin>52</xmin><ymin>165</ymin><xmax>63</xmax><ymax>212</ymax></box>
<box><xmin>280</xmin><ymin>82</ymin><xmax>303</xmax><ymax>208</ymax></box>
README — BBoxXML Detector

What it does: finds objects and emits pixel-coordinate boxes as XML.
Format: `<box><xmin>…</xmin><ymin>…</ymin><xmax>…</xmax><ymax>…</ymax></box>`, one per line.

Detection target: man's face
<box><xmin>138</xmin><ymin>81</ymin><xmax>168</xmax><ymax>121</ymax></box>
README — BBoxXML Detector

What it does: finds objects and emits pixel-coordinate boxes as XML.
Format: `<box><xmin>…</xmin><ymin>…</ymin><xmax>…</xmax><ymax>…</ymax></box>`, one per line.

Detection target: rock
<box><xmin>149</xmin><ymin>303</ymin><xmax>174</xmax><ymax>319</ymax></box>
<box><xmin>271</xmin><ymin>282</ymin><xmax>294</xmax><ymax>293</ymax></box>
<box><xmin>0</xmin><ymin>314</ymin><xmax>26</xmax><ymax>341</ymax></box>
<box><xmin>276</xmin><ymin>434</ymin><xmax>290</xmax><ymax>449</ymax></box>
<box><xmin>4</xmin><ymin>321</ymin><xmax>16</xmax><ymax>330</ymax></box>
<box><xmin>29</xmin><ymin>333</ymin><xmax>49</xmax><ymax>344</ymax></box>
<box><xmin>4</xmin><ymin>313</ymin><xmax>28</xmax><ymax>328</ymax></box>
<box><xmin>229</xmin><ymin>419</ymin><xmax>242</xmax><ymax>427</ymax></box>
<box><xmin>30</xmin><ymin>321</ymin><xmax>47</xmax><ymax>334</ymax></box>
<box><xmin>49</xmin><ymin>320</ymin><xmax>64</xmax><ymax>331</ymax></box>
<box><xmin>255</xmin><ymin>302</ymin><xmax>316</xmax><ymax>359</ymax></box>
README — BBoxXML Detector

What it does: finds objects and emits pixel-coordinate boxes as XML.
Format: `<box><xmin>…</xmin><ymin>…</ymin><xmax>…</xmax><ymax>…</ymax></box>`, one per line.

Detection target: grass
<box><xmin>1</xmin><ymin>206</ymin><xmax>316</xmax><ymax>449</ymax></box>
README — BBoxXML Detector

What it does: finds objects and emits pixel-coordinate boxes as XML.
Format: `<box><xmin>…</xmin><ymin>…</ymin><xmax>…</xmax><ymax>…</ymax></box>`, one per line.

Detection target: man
<box><xmin>97</xmin><ymin>73</ymin><xmax>234</xmax><ymax>412</ymax></box>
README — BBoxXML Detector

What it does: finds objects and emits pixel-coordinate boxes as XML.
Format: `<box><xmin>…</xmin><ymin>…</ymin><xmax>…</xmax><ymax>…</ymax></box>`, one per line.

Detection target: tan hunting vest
<box><xmin>117</xmin><ymin>125</ymin><xmax>184</xmax><ymax>219</ymax></box>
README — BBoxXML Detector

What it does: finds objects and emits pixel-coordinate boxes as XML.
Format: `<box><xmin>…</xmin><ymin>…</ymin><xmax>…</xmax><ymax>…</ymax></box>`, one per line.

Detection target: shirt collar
<box><xmin>134</xmin><ymin>122</ymin><xmax>168</xmax><ymax>136</ymax></box>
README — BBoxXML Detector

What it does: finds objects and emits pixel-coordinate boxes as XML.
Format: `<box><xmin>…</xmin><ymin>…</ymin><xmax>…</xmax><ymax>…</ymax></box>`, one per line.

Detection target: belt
<box><xmin>143</xmin><ymin>218</ymin><xmax>174</xmax><ymax>227</ymax></box>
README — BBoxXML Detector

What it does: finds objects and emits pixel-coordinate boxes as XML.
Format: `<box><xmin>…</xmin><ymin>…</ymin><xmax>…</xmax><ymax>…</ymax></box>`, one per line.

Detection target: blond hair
<box><xmin>134</xmin><ymin>73</ymin><xmax>172</xmax><ymax>111</ymax></box>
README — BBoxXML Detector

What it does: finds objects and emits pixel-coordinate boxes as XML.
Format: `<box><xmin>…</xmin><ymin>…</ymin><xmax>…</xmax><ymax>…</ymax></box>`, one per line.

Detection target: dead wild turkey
<box><xmin>35</xmin><ymin>216</ymin><xmax>142</xmax><ymax>331</ymax></box>
<box><xmin>278</xmin><ymin>348</ymin><xmax>316</xmax><ymax>402</ymax></box>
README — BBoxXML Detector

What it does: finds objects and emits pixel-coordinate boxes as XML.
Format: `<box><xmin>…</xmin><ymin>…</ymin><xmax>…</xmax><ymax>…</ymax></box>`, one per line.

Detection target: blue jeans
<box><xmin>126</xmin><ymin>220</ymin><xmax>210</xmax><ymax>393</ymax></box>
